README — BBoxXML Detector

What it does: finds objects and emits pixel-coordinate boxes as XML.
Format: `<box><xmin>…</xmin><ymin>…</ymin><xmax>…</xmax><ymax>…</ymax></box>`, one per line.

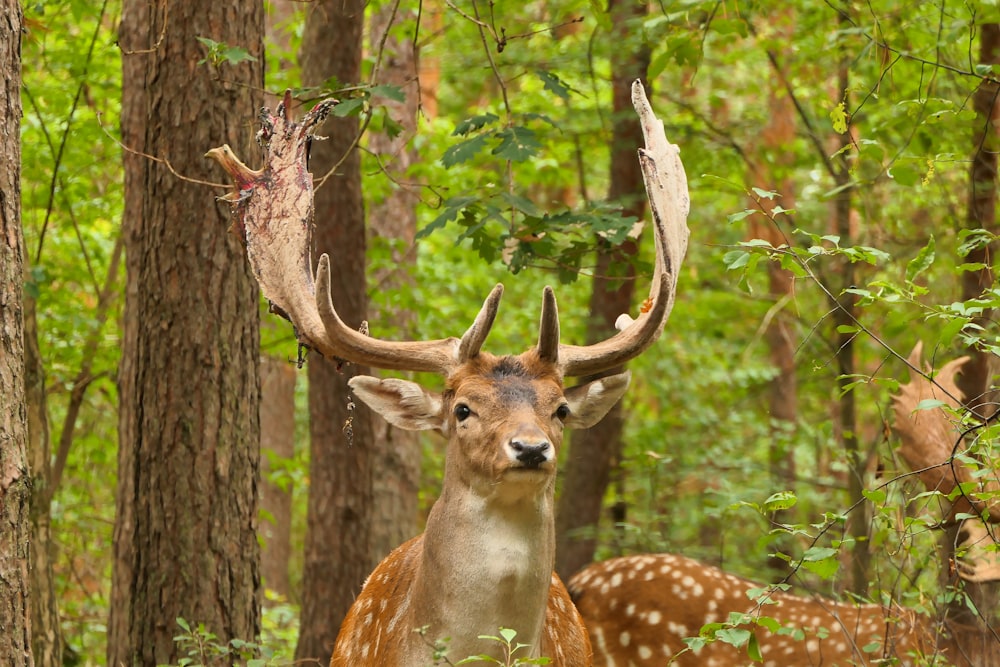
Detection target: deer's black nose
<box><xmin>511</xmin><ymin>441</ymin><xmax>549</xmax><ymax>468</ymax></box>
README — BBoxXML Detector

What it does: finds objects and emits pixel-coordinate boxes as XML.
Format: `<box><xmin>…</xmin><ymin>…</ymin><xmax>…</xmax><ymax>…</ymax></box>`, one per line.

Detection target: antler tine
<box><xmin>457</xmin><ymin>284</ymin><xmax>504</xmax><ymax>362</ymax></box>
<box><xmin>559</xmin><ymin>80</ymin><xmax>690</xmax><ymax>377</ymax></box>
<box><xmin>314</xmin><ymin>254</ymin><xmax>461</xmax><ymax>372</ymax></box>
<box><xmin>536</xmin><ymin>286</ymin><xmax>559</xmax><ymax>363</ymax></box>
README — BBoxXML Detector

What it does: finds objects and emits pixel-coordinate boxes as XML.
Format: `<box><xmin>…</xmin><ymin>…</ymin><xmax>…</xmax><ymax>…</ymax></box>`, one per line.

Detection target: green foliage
<box><xmin>160</xmin><ymin>618</ymin><xmax>289</xmax><ymax>667</ymax></box>
<box><xmin>196</xmin><ymin>37</ymin><xmax>258</xmax><ymax>66</ymax></box>
<box><xmin>428</xmin><ymin>628</ymin><xmax>551</xmax><ymax>667</ymax></box>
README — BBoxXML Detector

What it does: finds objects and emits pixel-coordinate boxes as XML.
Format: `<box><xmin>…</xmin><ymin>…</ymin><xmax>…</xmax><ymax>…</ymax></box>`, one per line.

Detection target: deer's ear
<box><xmin>562</xmin><ymin>371</ymin><xmax>631</xmax><ymax>429</ymax></box>
<box><xmin>348</xmin><ymin>376</ymin><xmax>443</xmax><ymax>431</ymax></box>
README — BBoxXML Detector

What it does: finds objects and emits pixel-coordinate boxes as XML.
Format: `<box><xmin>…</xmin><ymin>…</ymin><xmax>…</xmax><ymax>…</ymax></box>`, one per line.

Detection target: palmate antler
<box><xmin>207</xmin><ymin>83</ymin><xmax>688</xmax><ymax>377</ymax></box>
<box><xmin>891</xmin><ymin>342</ymin><xmax>1000</xmax><ymax>579</ymax></box>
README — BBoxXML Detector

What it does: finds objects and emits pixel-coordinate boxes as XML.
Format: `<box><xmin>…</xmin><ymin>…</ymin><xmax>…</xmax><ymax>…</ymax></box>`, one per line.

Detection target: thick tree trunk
<box><xmin>109</xmin><ymin>3</ymin><xmax>264</xmax><ymax>665</ymax></box>
<box><xmin>367</xmin><ymin>4</ymin><xmax>422</xmax><ymax>566</ymax></box>
<box><xmin>556</xmin><ymin>0</ymin><xmax>649</xmax><ymax>581</ymax></box>
<box><xmin>0</xmin><ymin>2</ymin><xmax>31</xmax><ymax>664</ymax></box>
<box><xmin>260</xmin><ymin>355</ymin><xmax>295</xmax><ymax>601</ymax></box>
<box><xmin>295</xmin><ymin>1</ymin><xmax>373</xmax><ymax>663</ymax></box>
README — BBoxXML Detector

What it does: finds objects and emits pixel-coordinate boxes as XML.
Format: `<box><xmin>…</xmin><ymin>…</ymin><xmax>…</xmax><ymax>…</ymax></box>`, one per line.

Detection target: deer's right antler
<box><xmin>208</xmin><ymin>82</ymin><xmax>690</xmax><ymax>376</ymax></box>
<box><xmin>207</xmin><ymin>91</ymin><xmax>498</xmax><ymax>373</ymax></box>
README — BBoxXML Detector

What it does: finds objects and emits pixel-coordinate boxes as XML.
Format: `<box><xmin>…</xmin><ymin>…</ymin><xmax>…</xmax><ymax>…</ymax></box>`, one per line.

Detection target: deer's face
<box><xmin>349</xmin><ymin>351</ymin><xmax>631</xmax><ymax>494</ymax></box>
<box><xmin>443</xmin><ymin>355</ymin><xmax>569</xmax><ymax>485</ymax></box>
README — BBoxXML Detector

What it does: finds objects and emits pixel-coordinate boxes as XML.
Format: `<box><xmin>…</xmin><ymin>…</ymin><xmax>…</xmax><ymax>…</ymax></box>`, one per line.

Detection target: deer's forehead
<box><xmin>447</xmin><ymin>355</ymin><xmax>564</xmax><ymax>407</ymax></box>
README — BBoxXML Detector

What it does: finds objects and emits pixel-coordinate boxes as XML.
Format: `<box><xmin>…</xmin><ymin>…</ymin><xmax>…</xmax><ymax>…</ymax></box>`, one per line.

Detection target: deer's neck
<box><xmin>412</xmin><ymin>479</ymin><xmax>556</xmax><ymax>662</ymax></box>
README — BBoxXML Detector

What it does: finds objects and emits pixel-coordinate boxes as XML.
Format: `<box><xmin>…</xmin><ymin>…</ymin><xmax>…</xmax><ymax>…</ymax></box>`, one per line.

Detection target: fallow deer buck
<box><xmin>207</xmin><ymin>81</ymin><xmax>690</xmax><ymax>666</ymax></box>
<box><xmin>569</xmin><ymin>344</ymin><xmax>1000</xmax><ymax>667</ymax></box>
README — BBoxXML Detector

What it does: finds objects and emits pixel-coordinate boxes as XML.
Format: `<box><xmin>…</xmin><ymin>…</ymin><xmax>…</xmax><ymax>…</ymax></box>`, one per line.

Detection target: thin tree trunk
<box><xmin>109</xmin><ymin>2</ymin><xmax>264</xmax><ymax>665</ymax></box>
<box><xmin>367</xmin><ymin>3</ymin><xmax>422</xmax><ymax>567</ymax></box>
<box><xmin>0</xmin><ymin>1</ymin><xmax>31</xmax><ymax>663</ymax></box>
<box><xmin>260</xmin><ymin>355</ymin><xmax>295</xmax><ymax>601</ymax></box>
<box><xmin>829</xmin><ymin>38</ymin><xmax>868</xmax><ymax>595</ymax></box>
<box><xmin>952</xmin><ymin>20</ymin><xmax>1000</xmax><ymax>648</ymax></box>
<box><xmin>752</xmin><ymin>7</ymin><xmax>799</xmax><ymax>579</ymax></box>
<box><xmin>958</xmin><ymin>23</ymin><xmax>1000</xmax><ymax>420</ymax></box>
<box><xmin>24</xmin><ymin>294</ymin><xmax>61</xmax><ymax>667</ymax></box>
<box><xmin>296</xmin><ymin>1</ymin><xmax>372</xmax><ymax>662</ymax></box>
<box><xmin>556</xmin><ymin>0</ymin><xmax>649</xmax><ymax>581</ymax></box>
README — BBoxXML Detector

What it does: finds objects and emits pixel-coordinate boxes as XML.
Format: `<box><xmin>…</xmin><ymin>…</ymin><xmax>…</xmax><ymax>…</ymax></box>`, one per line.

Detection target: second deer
<box><xmin>568</xmin><ymin>346</ymin><xmax>1000</xmax><ymax>666</ymax></box>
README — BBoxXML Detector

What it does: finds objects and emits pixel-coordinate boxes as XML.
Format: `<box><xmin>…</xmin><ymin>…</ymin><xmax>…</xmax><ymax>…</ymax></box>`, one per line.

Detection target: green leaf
<box><xmin>728</xmin><ymin>209</ymin><xmax>756</xmax><ymax>224</ymax></box>
<box><xmin>891</xmin><ymin>164</ymin><xmax>920</xmax><ymax>187</ymax></box>
<box><xmin>802</xmin><ymin>546</ymin><xmax>837</xmax><ymax>562</ymax></box>
<box><xmin>492</xmin><ymin>126</ymin><xmax>540</xmax><ymax>162</ymax></box>
<box><xmin>331</xmin><ymin>97</ymin><xmax>365</xmax><ymax>117</ymax></box>
<box><xmin>764</xmin><ymin>491</ymin><xmax>797</xmax><ymax>512</ymax></box>
<box><xmin>863</xmin><ymin>488</ymin><xmax>887</xmax><ymax>504</ymax></box>
<box><xmin>222</xmin><ymin>46</ymin><xmax>257</xmax><ymax>65</ymax></box>
<box><xmin>747</xmin><ymin>632</ymin><xmax>763</xmax><ymax>662</ymax></box>
<box><xmin>905</xmin><ymin>236</ymin><xmax>935</xmax><ymax>282</ymax></box>
<box><xmin>499</xmin><ymin>627</ymin><xmax>517</xmax><ymax>643</ymax></box>
<box><xmin>937</xmin><ymin>316</ymin><xmax>970</xmax><ymax>346</ymax></box>
<box><xmin>369</xmin><ymin>84</ymin><xmax>405</xmax><ymax>102</ymax></box>
<box><xmin>499</xmin><ymin>192</ymin><xmax>543</xmax><ymax>218</ymax></box>
<box><xmin>915</xmin><ymin>398</ymin><xmax>945</xmax><ymax>411</ymax></box>
<box><xmin>830</xmin><ymin>101</ymin><xmax>848</xmax><ymax>134</ymax></box>
<box><xmin>176</xmin><ymin>617</ymin><xmax>191</xmax><ymax>632</ymax></box>
<box><xmin>535</xmin><ymin>69</ymin><xmax>573</xmax><ymax>100</ymax></box>
<box><xmin>800</xmin><ymin>547</ymin><xmax>840</xmax><ymax>579</ymax></box>
<box><xmin>716</xmin><ymin>628</ymin><xmax>752</xmax><ymax>648</ymax></box>
<box><xmin>416</xmin><ymin>196</ymin><xmax>478</xmax><ymax>239</ymax></box>
<box><xmin>453</xmin><ymin>113</ymin><xmax>499</xmax><ymax>136</ymax></box>
<box><xmin>442</xmin><ymin>134</ymin><xmax>490</xmax><ymax>167</ymax></box>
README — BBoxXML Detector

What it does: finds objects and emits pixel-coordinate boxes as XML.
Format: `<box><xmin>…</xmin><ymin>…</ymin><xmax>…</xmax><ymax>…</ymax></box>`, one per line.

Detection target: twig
<box><xmin>96</xmin><ymin>111</ymin><xmax>230</xmax><ymax>190</ymax></box>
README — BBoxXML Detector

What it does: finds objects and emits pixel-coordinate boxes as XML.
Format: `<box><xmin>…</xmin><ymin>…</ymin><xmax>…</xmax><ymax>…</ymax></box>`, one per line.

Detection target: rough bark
<box><xmin>295</xmin><ymin>1</ymin><xmax>373</xmax><ymax>663</ymax></box>
<box><xmin>367</xmin><ymin>3</ymin><xmax>422</xmax><ymax>566</ymax></box>
<box><xmin>0</xmin><ymin>2</ymin><xmax>31</xmax><ymax>664</ymax></box>
<box><xmin>555</xmin><ymin>0</ymin><xmax>649</xmax><ymax>581</ymax></box>
<box><xmin>109</xmin><ymin>2</ymin><xmax>263</xmax><ymax>665</ymax></box>
<box><xmin>958</xmin><ymin>23</ymin><xmax>1000</xmax><ymax>421</ymax></box>
<box><xmin>260</xmin><ymin>355</ymin><xmax>295</xmax><ymax>601</ymax></box>
<box><xmin>24</xmin><ymin>295</ymin><xmax>60</xmax><ymax>667</ymax></box>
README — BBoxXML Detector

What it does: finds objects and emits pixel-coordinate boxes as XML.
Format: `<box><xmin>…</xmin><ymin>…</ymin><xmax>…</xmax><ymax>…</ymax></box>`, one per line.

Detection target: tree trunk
<box><xmin>109</xmin><ymin>3</ymin><xmax>264</xmax><ymax>665</ymax></box>
<box><xmin>829</xmin><ymin>43</ymin><xmax>868</xmax><ymax>595</ymax></box>
<box><xmin>24</xmin><ymin>294</ymin><xmax>61</xmax><ymax>667</ymax></box>
<box><xmin>367</xmin><ymin>3</ymin><xmax>422</xmax><ymax>567</ymax></box>
<box><xmin>752</xmin><ymin>7</ymin><xmax>799</xmax><ymax>579</ymax></box>
<box><xmin>556</xmin><ymin>0</ymin><xmax>649</xmax><ymax>581</ymax></box>
<box><xmin>0</xmin><ymin>2</ymin><xmax>32</xmax><ymax>664</ymax></box>
<box><xmin>295</xmin><ymin>1</ymin><xmax>373</xmax><ymax>663</ymax></box>
<box><xmin>260</xmin><ymin>355</ymin><xmax>295</xmax><ymax>601</ymax></box>
<box><xmin>951</xmin><ymin>20</ymin><xmax>1000</xmax><ymax>649</ymax></box>
<box><xmin>958</xmin><ymin>23</ymin><xmax>1000</xmax><ymax>420</ymax></box>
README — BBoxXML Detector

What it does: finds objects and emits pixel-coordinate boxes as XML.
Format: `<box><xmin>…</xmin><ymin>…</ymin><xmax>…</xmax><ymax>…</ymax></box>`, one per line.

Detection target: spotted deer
<box><xmin>208</xmin><ymin>82</ymin><xmax>690</xmax><ymax>665</ymax></box>
<box><xmin>568</xmin><ymin>345</ymin><xmax>1000</xmax><ymax>667</ymax></box>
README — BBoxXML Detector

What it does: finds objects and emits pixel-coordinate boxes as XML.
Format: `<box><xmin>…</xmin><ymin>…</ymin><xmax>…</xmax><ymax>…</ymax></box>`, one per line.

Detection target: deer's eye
<box><xmin>554</xmin><ymin>404</ymin><xmax>571</xmax><ymax>421</ymax></box>
<box><xmin>454</xmin><ymin>404</ymin><xmax>472</xmax><ymax>422</ymax></box>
